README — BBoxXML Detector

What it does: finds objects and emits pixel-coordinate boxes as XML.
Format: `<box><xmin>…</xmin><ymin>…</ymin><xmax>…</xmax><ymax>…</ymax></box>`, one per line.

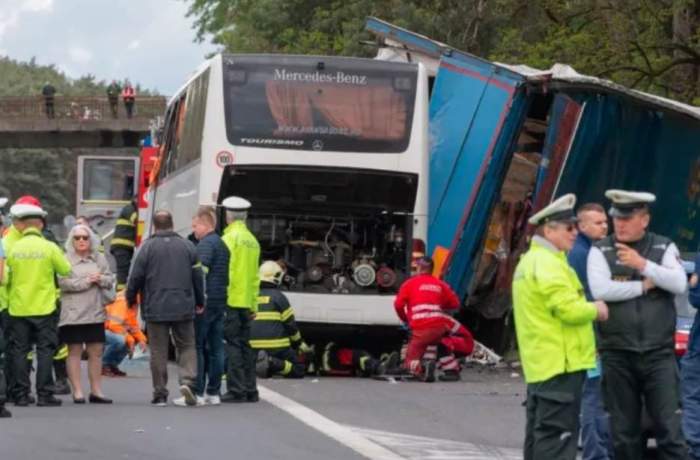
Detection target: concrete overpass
<box><xmin>0</xmin><ymin>96</ymin><xmax>166</xmax><ymax>148</ymax></box>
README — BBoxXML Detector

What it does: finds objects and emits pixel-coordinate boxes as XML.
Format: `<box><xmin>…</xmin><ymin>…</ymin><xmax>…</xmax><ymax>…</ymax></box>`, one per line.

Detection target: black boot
<box><xmin>53</xmin><ymin>360</ymin><xmax>71</xmax><ymax>395</ymax></box>
<box><xmin>0</xmin><ymin>405</ymin><xmax>11</xmax><ymax>418</ymax></box>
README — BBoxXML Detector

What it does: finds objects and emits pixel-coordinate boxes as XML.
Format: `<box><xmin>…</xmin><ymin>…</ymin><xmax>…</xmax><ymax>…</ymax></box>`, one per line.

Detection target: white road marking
<box><xmin>259</xmin><ymin>385</ymin><xmax>521</xmax><ymax>460</ymax></box>
<box><xmin>258</xmin><ymin>385</ymin><xmax>406</xmax><ymax>460</ymax></box>
<box><xmin>350</xmin><ymin>426</ymin><xmax>521</xmax><ymax>460</ymax></box>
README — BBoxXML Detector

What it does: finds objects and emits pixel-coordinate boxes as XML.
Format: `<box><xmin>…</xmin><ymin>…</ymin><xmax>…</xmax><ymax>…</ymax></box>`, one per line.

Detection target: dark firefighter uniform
<box><xmin>6</xmin><ymin>204</ymin><xmax>71</xmax><ymax>406</ymax></box>
<box><xmin>588</xmin><ymin>190</ymin><xmax>688</xmax><ymax>460</ymax></box>
<box><xmin>513</xmin><ymin>194</ymin><xmax>600</xmax><ymax>460</ymax></box>
<box><xmin>251</xmin><ymin>274</ymin><xmax>305</xmax><ymax>379</ymax></box>
<box><xmin>110</xmin><ymin>200</ymin><xmax>137</xmax><ymax>290</ymax></box>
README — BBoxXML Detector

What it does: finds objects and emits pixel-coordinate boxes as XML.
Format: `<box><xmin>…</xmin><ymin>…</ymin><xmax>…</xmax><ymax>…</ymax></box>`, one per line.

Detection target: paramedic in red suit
<box><xmin>393</xmin><ymin>256</ymin><xmax>462</xmax><ymax>381</ymax></box>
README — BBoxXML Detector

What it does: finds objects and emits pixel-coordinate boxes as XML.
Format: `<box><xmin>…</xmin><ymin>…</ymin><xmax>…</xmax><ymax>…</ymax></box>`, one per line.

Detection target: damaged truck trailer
<box><xmin>368</xmin><ymin>17</ymin><xmax>700</xmax><ymax>352</ymax></box>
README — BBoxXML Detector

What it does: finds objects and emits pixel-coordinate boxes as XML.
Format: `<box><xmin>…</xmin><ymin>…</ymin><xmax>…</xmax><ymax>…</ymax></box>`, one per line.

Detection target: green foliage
<box><xmin>186</xmin><ymin>0</ymin><xmax>700</xmax><ymax>104</ymax></box>
<box><xmin>0</xmin><ymin>56</ymin><xmax>156</xmax><ymax>97</ymax></box>
<box><xmin>0</xmin><ymin>149</ymin><xmax>72</xmax><ymax>223</ymax></box>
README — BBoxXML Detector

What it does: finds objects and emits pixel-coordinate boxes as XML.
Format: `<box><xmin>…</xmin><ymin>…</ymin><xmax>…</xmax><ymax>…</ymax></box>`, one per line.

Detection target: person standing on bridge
<box><xmin>121</xmin><ymin>81</ymin><xmax>136</xmax><ymax>119</ymax></box>
<box><xmin>41</xmin><ymin>82</ymin><xmax>56</xmax><ymax>119</ymax></box>
<box><xmin>513</xmin><ymin>194</ymin><xmax>608</xmax><ymax>460</ymax></box>
<box><xmin>220</xmin><ymin>197</ymin><xmax>261</xmax><ymax>403</ymax></box>
<box><xmin>127</xmin><ymin>210</ymin><xmax>204</xmax><ymax>407</ymax></box>
<box><xmin>106</xmin><ymin>80</ymin><xmax>121</xmax><ymax>118</ymax></box>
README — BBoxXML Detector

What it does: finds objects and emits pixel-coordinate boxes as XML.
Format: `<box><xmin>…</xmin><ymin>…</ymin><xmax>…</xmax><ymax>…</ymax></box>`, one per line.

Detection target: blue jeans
<box><xmin>581</xmin><ymin>375</ymin><xmax>613</xmax><ymax>460</ymax></box>
<box><xmin>683</xmin><ymin>314</ymin><xmax>700</xmax><ymax>460</ymax></box>
<box><xmin>195</xmin><ymin>307</ymin><xmax>225</xmax><ymax>396</ymax></box>
<box><xmin>102</xmin><ymin>331</ymin><xmax>129</xmax><ymax>367</ymax></box>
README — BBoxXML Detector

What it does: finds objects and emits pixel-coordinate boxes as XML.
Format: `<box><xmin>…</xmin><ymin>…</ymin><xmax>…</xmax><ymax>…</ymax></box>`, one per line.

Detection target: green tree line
<box><xmin>0</xmin><ymin>56</ymin><xmax>154</xmax><ymax>97</ymax></box>
<box><xmin>186</xmin><ymin>0</ymin><xmax>700</xmax><ymax>104</ymax></box>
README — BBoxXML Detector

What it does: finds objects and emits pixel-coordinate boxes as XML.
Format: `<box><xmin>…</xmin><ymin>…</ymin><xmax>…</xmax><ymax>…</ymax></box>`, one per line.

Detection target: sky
<box><xmin>0</xmin><ymin>0</ymin><xmax>217</xmax><ymax>95</ymax></box>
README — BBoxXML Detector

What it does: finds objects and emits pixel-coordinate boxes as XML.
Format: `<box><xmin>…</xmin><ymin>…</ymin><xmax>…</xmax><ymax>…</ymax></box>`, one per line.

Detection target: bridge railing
<box><xmin>0</xmin><ymin>96</ymin><xmax>167</xmax><ymax>120</ymax></box>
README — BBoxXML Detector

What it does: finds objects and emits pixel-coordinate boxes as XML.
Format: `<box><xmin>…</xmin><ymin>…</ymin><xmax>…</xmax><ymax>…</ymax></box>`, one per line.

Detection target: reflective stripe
<box><xmin>255</xmin><ymin>311</ymin><xmax>282</xmax><ymax>321</ymax></box>
<box><xmin>54</xmin><ymin>344</ymin><xmax>68</xmax><ymax>360</ymax></box>
<box><xmin>281</xmin><ymin>360</ymin><xmax>293</xmax><ymax>375</ymax></box>
<box><xmin>439</xmin><ymin>356</ymin><xmax>459</xmax><ymax>371</ymax></box>
<box><xmin>111</xmin><ymin>238</ymin><xmax>135</xmax><ymax>248</ymax></box>
<box><xmin>359</xmin><ymin>355</ymin><xmax>370</xmax><ymax>371</ymax></box>
<box><xmin>116</xmin><ymin>218</ymin><xmax>135</xmax><ymax>227</ymax></box>
<box><xmin>106</xmin><ymin>314</ymin><xmax>125</xmax><ymax>325</ymax></box>
<box><xmin>129</xmin><ymin>212</ymin><xmax>137</xmax><ymax>224</ymax></box>
<box><xmin>412</xmin><ymin>304</ymin><xmax>442</xmax><ymax>313</ymax></box>
<box><xmin>290</xmin><ymin>331</ymin><xmax>301</xmax><ymax>342</ymax></box>
<box><xmin>450</xmin><ymin>319</ymin><xmax>461</xmax><ymax>334</ymax></box>
<box><xmin>201</xmin><ymin>265</ymin><xmax>210</xmax><ymax>274</ymax></box>
<box><xmin>250</xmin><ymin>337</ymin><xmax>291</xmax><ymax>349</ymax></box>
<box><xmin>412</xmin><ymin>311</ymin><xmax>447</xmax><ymax>320</ymax></box>
<box><xmin>280</xmin><ymin>307</ymin><xmax>294</xmax><ymax>322</ymax></box>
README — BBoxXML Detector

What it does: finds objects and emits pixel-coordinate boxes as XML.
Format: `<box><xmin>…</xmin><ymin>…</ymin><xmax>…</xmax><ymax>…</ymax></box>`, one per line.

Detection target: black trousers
<box><xmin>224</xmin><ymin>308</ymin><xmax>257</xmax><ymax>397</ymax></box>
<box><xmin>8</xmin><ymin>315</ymin><xmax>57</xmax><ymax>398</ymax></box>
<box><xmin>264</xmin><ymin>348</ymin><xmax>305</xmax><ymax>378</ymax></box>
<box><xmin>524</xmin><ymin>371</ymin><xmax>585</xmax><ymax>460</ymax></box>
<box><xmin>0</xmin><ymin>312</ymin><xmax>7</xmax><ymax>404</ymax></box>
<box><xmin>601</xmin><ymin>348</ymin><xmax>687</xmax><ymax>460</ymax></box>
<box><xmin>111</xmin><ymin>247</ymin><xmax>133</xmax><ymax>289</ymax></box>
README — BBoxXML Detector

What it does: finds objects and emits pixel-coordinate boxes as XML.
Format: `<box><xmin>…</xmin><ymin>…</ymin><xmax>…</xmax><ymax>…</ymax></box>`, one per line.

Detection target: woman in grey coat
<box><xmin>59</xmin><ymin>224</ymin><xmax>115</xmax><ymax>404</ymax></box>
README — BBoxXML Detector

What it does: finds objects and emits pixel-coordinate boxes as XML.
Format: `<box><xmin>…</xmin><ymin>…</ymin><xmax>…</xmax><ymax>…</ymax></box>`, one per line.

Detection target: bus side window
<box><xmin>160</xmin><ymin>98</ymin><xmax>182</xmax><ymax>179</ymax></box>
<box><xmin>177</xmin><ymin>69</ymin><xmax>209</xmax><ymax>169</ymax></box>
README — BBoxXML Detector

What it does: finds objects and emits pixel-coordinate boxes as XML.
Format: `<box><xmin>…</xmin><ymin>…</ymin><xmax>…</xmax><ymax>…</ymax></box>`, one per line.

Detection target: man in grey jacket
<box><xmin>126</xmin><ymin>211</ymin><xmax>204</xmax><ymax>407</ymax></box>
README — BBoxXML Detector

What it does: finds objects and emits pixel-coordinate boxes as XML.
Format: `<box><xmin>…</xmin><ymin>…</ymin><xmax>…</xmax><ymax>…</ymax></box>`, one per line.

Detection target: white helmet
<box><xmin>259</xmin><ymin>261</ymin><xmax>284</xmax><ymax>285</ymax></box>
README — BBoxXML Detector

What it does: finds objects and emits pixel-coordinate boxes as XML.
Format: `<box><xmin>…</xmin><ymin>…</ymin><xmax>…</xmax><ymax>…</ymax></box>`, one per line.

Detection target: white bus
<box><xmin>148</xmin><ymin>53</ymin><xmax>429</xmax><ymax>332</ymax></box>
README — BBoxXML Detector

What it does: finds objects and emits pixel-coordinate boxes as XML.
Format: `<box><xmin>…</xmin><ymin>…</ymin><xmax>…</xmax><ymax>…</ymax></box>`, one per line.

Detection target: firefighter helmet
<box><xmin>259</xmin><ymin>260</ymin><xmax>284</xmax><ymax>285</ymax></box>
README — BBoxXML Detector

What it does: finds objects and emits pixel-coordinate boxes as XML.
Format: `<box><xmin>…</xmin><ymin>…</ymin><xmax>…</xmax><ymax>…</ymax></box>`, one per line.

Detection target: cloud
<box><xmin>127</xmin><ymin>39</ymin><xmax>140</xmax><ymax>50</ymax></box>
<box><xmin>22</xmin><ymin>0</ymin><xmax>54</xmax><ymax>12</ymax></box>
<box><xmin>68</xmin><ymin>45</ymin><xmax>92</xmax><ymax>65</ymax></box>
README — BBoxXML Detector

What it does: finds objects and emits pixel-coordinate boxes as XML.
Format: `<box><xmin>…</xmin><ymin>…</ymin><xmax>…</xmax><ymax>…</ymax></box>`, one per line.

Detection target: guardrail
<box><xmin>0</xmin><ymin>96</ymin><xmax>166</xmax><ymax>120</ymax></box>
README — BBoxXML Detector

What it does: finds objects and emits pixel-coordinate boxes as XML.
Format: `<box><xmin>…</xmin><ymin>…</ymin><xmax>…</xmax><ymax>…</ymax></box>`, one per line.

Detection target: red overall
<box><xmin>393</xmin><ymin>274</ymin><xmax>463</xmax><ymax>375</ymax></box>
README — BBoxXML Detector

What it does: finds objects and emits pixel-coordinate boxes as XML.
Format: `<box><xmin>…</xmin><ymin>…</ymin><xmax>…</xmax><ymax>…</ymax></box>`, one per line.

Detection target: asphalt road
<box><xmin>2</xmin><ymin>358</ymin><xmax>526</xmax><ymax>460</ymax></box>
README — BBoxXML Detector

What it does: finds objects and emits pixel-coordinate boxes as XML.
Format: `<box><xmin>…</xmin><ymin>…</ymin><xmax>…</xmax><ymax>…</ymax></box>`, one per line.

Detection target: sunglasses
<box><xmin>73</xmin><ymin>235</ymin><xmax>89</xmax><ymax>241</ymax></box>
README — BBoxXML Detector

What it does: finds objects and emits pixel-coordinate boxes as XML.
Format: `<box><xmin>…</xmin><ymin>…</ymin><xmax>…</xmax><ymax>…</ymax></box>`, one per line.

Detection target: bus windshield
<box><xmin>223</xmin><ymin>55</ymin><xmax>417</xmax><ymax>153</ymax></box>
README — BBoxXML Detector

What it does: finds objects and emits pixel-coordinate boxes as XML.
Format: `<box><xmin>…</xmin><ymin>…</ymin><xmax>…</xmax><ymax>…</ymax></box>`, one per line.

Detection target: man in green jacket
<box><xmin>513</xmin><ymin>193</ymin><xmax>609</xmax><ymax>460</ymax></box>
<box><xmin>6</xmin><ymin>203</ymin><xmax>71</xmax><ymax>407</ymax></box>
<box><xmin>220</xmin><ymin>196</ymin><xmax>261</xmax><ymax>403</ymax></box>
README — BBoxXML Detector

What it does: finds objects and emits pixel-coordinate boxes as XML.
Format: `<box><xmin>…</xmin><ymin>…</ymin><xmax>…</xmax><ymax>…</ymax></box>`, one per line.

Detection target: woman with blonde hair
<box><xmin>58</xmin><ymin>224</ymin><xmax>115</xmax><ymax>404</ymax></box>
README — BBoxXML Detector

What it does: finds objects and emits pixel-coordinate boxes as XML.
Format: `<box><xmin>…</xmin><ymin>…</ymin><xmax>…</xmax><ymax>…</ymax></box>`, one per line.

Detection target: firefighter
<box><xmin>252</xmin><ymin>261</ymin><xmax>305</xmax><ymax>379</ymax></box>
<box><xmin>310</xmin><ymin>343</ymin><xmax>397</xmax><ymax>378</ymax></box>
<box><xmin>393</xmin><ymin>256</ymin><xmax>462</xmax><ymax>382</ymax></box>
<box><xmin>110</xmin><ymin>198</ymin><xmax>137</xmax><ymax>291</ymax></box>
<box><xmin>6</xmin><ymin>201</ymin><xmax>71</xmax><ymax>407</ymax></box>
<box><xmin>220</xmin><ymin>196</ymin><xmax>261</xmax><ymax>403</ymax></box>
<box><xmin>513</xmin><ymin>194</ymin><xmax>608</xmax><ymax>460</ymax></box>
<box><xmin>588</xmin><ymin>190</ymin><xmax>688</xmax><ymax>459</ymax></box>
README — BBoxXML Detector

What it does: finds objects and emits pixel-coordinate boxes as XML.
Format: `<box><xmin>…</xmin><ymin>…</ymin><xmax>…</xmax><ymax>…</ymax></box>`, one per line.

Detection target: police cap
<box><xmin>528</xmin><ymin>194</ymin><xmax>577</xmax><ymax>226</ymax></box>
<box><xmin>9</xmin><ymin>203</ymin><xmax>47</xmax><ymax>219</ymax></box>
<box><xmin>605</xmin><ymin>189</ymin><xmax>655</xmax><ymax>218</ymax></box>
<box><xmin>221</xmin><ymin>196</ymin><xmax>251</xmax><ymax>211</ymax></box>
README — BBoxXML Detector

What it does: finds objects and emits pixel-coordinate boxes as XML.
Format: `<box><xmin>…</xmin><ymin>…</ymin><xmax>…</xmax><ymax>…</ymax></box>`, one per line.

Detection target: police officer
<box><xmin>220</xmin><ymin>196</ymin><xmax>261</xmax><ymax>403</ymax></box>
<box><xmin>110</xmin><ymin>198</ymin><xmax>137</xmax><ymax>291</ymax></box>
<box><xmin>6</xmin><ymin>201</ymin><xmax>71</xmax><ymax>407</ymax></box>
<box><xmin>587</xmin><ymin>190</ymin><xmax>688</xmax><ymax>459</ymax></box>
<box><xmin>513</xmin><ymin>194</ymin><xmax>609</xmax><ymax>460</ymax></box>
<box><xmin>0</xmin><ymin>196</ymin><xmax>10</xmax><ymax>417</ymax></box>
<box><xmin>1</xmin><ymin>196</ymin><xmax>41</xmax><ymax>404</ymax></box>
<box><xmin>252</xmin><ymin>261</ymin><xmax>305</xmax><ymax>379</ymax></box>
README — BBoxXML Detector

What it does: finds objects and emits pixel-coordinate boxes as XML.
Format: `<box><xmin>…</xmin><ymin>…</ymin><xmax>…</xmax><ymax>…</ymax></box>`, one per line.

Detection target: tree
<box><xmin>186</xmin><ymin>0</ymin><xmax>700</xmax><ymax>104</ymax></box>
